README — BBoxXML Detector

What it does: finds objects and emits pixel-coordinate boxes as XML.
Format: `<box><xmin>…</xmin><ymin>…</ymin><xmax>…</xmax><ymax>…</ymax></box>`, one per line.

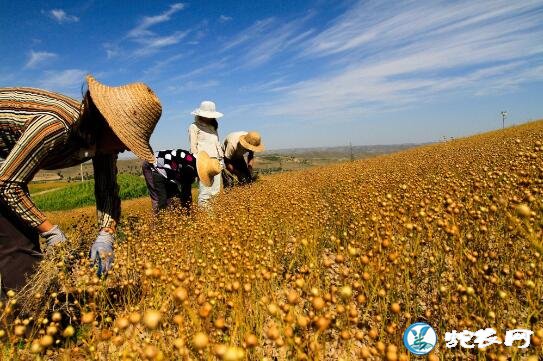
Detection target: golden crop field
<box><xmin>2</xmin><ymin>120</ymin><xmax>543</xmax><ymax>360</ymax></box>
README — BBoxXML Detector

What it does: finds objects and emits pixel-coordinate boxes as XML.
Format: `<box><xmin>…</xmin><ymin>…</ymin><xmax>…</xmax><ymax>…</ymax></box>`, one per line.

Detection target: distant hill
<box><xmin>264</xmin><ymin>143</ymin><xmax>424</xmax><ymax>159</ymax></box>
<box><xmin>30</xmin><ymin>143</ymin><xmax>424</xmax><ymax>181</ymax></box>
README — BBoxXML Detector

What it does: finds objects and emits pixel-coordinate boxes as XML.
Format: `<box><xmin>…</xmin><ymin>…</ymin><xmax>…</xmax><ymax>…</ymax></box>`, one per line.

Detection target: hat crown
<box><xmin>86</xmin><ymin>75</ymin><xmax>161</xmax><ymax>163</ymax></box>
<box><xmin>245</xmin><ymin>131</ymin><xmax>261</xmax><ymax>146</ymax></box>
<box><xmin>199</xmin><ymin>101</ymin><xmax>216</xmax><ymax>112</ymax></box>
<box><xmin>191</xmin><ymin>100</ymin><xmax>223</xmax><ymax>118</ymax></box>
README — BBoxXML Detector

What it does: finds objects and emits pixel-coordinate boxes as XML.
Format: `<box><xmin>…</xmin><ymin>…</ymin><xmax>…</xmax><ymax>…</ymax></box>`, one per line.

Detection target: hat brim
<box><xmin>87</xmin><ymin>75</ymin><xmax>159</xmax><ymax>163</ymax></box>
<box><xmin>239</xmin><ymin>136</ymin><xmax>265</xmax><ymax>152</ymax></box>
<box><xmin>196</xmin><ymin>151</ymin><xmax>214</xmax><ymax>187</ymax></box>
<box><xmin>191</xmin><ymin>109</ymin><xmax>224</xmax><ymax>119</ymax></box>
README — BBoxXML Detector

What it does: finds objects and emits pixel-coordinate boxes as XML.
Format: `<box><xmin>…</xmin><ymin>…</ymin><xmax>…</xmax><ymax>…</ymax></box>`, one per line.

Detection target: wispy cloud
<box><xmin>128</xmin><ymin>3</ymin><xmax>185</xmax><ymax>38</ymax></box>
<box><xmin>222</xmin><ymin>18</ymin><xmax>275</xmax><ymax>51</ymax></box>
<box><xmin>143</xmin><ymin>53</ymin><xmax>187</xmax><ymax>77</ymax></box>
<box><xmin>167</xmin><ymin>79</ymin><xmax>220</xmax><ymax>93</ymax></box>
<box><xmin>132</xmin><ymin>30</ymin><xmax>190</xmax><ymax>57</ymax></box>
<box><xmin>25</xmin><ymin>50</ymin><xmax>57</xmax><ymax>69</ymax></box>
<box><xmin>220</xmin><ymin>14</ymin><xmax>315</xmax><ymax>68</ymax></box>
<box><xmin>219</xmin><ymin>15</ymin><xmax>232</xmax><ymax>23</ymax></box>
<box><xmin>47</xmin><ymin>9</ymin><xmax>79</xmax><ymax>23</ymax></box>
<box><xmin>108</xmin><ymin>3</ymin><xmax>188</xmax><ymax>58</ymax></box>
<box><xmin>247</xmin><ymin>0</ymin><xmax>543</xmax><ymax>121</ymax></box>
<box><xmin>38</xmin><ymin>69</ymin><xmax>87</xmax><ymax>95</ymax></box>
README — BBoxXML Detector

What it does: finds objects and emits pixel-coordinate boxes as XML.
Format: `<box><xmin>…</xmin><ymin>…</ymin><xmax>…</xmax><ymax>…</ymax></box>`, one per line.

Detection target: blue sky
<box><xmin>1</xmin><ymin>0</ymin><xmax>543</xmax><ymax>152</ymax></box>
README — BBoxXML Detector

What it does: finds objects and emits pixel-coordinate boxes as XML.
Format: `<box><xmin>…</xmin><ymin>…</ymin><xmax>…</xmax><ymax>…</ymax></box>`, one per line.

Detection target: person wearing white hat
<box><xmin>222</xmin><ymin>131</ymin><xmax>265</xmax><ymax>188</ymax></box>
<box><xmin>0</xmin><ymin>75</ymin><xmax>162</xmax><ymax>288</ymax></box>
<box><xmin>188</xmin><ymin>100</ymin><xmax>224</xmax><ymax>208</ymax></box>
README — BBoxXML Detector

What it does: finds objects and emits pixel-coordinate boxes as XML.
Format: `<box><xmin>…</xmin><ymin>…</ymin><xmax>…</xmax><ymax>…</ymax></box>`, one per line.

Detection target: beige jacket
<box><xmin>188</xmin><ymin>120</ymin><xmax>224</xmax><ymax>159</ymax></box>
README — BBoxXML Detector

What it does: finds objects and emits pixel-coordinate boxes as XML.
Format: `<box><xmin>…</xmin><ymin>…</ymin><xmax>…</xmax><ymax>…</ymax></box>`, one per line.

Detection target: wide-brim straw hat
<box><xmin>191</xmin><ymin>100</ymin><xmax>223</xmax><ymax>119</ymax></box>
<box><xmin>196</xmin><ymin>151</ymin><xmax>222</xmax><ymax>187</ymax></box>
<box><xmin>87</xmin><ymin>75</ymin><xmax>162</xmax><ymax>163</ymax></box>
<box><xmin>239</xmin><ymin>131</ymin><xmax>265</xmax><ymax>152</ymax></box>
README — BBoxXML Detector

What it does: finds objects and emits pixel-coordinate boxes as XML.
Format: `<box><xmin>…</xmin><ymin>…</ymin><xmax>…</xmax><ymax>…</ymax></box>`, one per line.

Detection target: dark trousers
<box><xmin>142</xmin><ymin>162</ymin><xmax>192</xmax><ymax>213</ymax></box>
<box><xmin>222</xmin><ymin>157</ymin><xmax>253</xmax><ymax>188</ymax></box>
<box><xmin>0</xmin><ymin>202</ymin><xmax>42</xmax><ymax>292</ymax></box>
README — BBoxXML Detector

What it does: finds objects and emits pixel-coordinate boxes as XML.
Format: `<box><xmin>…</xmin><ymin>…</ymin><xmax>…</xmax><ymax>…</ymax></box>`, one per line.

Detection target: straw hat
<box><xmin>191</xmin><ymin>100</ymin><xmax>223</xmax><ymax>119</ymax></box>
<box><xmin>239</xmin><ymin>131</ymin><xmax>265</xmax><ymax>152</ymax></box>
<box><xmin>86</xmin><ymin>75</ymin><xmax>162</xmax><ymax>163</ymax></box>
<box><xmin>196</xmin><ymin>151</ymin><xmax>222</xmax><ymax>187</ymax></box>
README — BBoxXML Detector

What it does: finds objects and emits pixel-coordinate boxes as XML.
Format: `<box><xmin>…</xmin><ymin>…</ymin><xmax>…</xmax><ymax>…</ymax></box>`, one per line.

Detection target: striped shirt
<box><xmin>0</xmin><ymin>88</ymin><xmax>119</xmax><ymax>229</ymax></box>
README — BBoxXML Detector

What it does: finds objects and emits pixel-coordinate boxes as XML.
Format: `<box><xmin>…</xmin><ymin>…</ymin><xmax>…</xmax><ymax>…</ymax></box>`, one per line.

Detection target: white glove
<box><xmin>40</xmin><ymin>225</ymin><xmax>67</xmax><ymax>247</ymax></box>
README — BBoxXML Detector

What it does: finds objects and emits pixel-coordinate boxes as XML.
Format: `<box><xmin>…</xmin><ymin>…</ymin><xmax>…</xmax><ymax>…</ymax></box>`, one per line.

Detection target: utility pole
<box><xmin>500</xmin><ymin>111</ymin><xmax>508</xmax><ymax>129</ymax></box>
<box><xmin>349</xmin><ymin>141</ymin><xmax>354</xmax><ymax>162</ymax></box>
<box><xmin>80</xmin><ymin>163</ymin><xmax>84</xmax><ymax>182</ymax></box>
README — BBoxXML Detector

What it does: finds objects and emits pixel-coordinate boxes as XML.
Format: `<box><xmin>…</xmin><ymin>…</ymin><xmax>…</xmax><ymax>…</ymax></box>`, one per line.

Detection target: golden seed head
<box><xmin>192</xmin><ymin>332</ymin><xmax>209</xmax><ymax>349</ymax></box>
<box><xmin>143</xmin><ymin>310</ymin><xmax>162</xmax><ymax>329</ymax></box>
<box><xmin>62</xmin><ymin>325</ymin><xmax>75</xmax><ymax>338</ymax></box>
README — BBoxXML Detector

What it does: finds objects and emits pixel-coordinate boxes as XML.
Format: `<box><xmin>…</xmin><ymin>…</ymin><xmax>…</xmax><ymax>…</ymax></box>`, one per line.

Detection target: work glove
<box><xmin>40</xmin><ymin>225</ymin><xmax>67</xmax><ymax>247</ymax></box>
<box><xmin>89</xmin><ymin>230</ymin><xmax>114</xmax><ymax>277</ymax></box>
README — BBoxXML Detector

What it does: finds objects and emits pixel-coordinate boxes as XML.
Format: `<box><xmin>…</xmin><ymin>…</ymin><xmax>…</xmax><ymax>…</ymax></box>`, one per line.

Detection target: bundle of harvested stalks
<box><xmin>16</xmin><ymin>240</ymin><xmax>87</xmax><ymax>318</ymax></box>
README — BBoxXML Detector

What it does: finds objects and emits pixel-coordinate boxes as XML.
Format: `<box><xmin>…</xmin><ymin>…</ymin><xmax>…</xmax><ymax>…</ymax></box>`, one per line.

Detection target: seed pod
<box><xmin>192</xmin><ymin>332</ymin><xmax>209</xmax><ymax>349</ymax></box>
<box><xmin>173</xmin><ymin>287</ymin><xmax>188</xmax><ymax>302</ymax></box>
<box><xmin>143</xmin><ymin>310</ymin><xmax>162</xmax><ymax>329</ymax></box>
<box><xmin>62</xmin><ymin>325</ymin><xmax>75</xmax><ymax>338</ymax></box>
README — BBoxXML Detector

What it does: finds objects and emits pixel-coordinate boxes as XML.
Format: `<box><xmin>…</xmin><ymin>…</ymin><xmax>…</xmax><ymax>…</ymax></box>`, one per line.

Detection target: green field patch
<box><xmin>34</xmin><ymin>174</ymin><xmax>149</xmax><ymax>211</ymax></box>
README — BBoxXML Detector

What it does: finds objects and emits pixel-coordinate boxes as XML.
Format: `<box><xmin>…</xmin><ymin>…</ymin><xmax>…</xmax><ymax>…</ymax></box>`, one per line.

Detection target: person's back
<box><xmin>223</xmin><ymin>131</ymin><xmax>248</xmax><ymax>161</ymax></box>
<box><xmin>0</xmin><ymin>88</ymin><xmax>82</xmax><ymax>169</ymax></box>
<box><xmin>188</xmin><ymin>100</ymin><xmax>224</xmax><ymax>208</ymax></box>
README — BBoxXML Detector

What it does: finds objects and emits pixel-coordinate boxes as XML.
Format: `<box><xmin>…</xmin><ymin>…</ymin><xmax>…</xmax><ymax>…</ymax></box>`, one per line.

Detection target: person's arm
<box><xmin>92</xmin><ymin>154</ymin><xmax>120</xmax><ymax>231</ymax></box>
<box><xmin>188</xmin><ymin>124</ymin><xmax>199</xmax><ymax>155</ymax></box>
<box><xmin>0</xmin><ymin>115</ymin><xmax>68</xmax><ymax>230</ymax></box>
<box><xmin>247</xmin><ymin>151</ymin><xmax>255</xmax><ymax>172</ymax></box>
<box><xmin>89</xmin><ymin>154</ymin><xmax>119</xmax><ymax>276</ymax></box>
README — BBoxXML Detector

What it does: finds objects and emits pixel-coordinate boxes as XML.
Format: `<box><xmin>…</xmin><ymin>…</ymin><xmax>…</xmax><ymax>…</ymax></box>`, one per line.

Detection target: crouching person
<box><xmin>222</xmin><ymin>131</ymin><xmax>264</xmax><ymax>188</ymax></box>
<box><xmin>142</xmin><ymin>150</ymin><xmax>221</xmax><ymax>213</ymax></box>
<box><xmin>0</xmin><ymin>75</ymin><xmax>162</xmax><ymax>288</ymax></box>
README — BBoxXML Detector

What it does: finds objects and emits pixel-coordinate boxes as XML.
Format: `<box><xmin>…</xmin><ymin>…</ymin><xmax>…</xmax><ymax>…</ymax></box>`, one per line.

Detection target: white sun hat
<box><xmin>191</xmin><ymin>100</ymin><xmax>224</xmax><ymax>119</ymax></box>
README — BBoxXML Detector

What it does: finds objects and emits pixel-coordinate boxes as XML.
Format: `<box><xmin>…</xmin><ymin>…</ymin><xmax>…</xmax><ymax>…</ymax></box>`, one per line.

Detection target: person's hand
<box><xmin>89</xmin><ymin>230</ymin><xmax>114</xmax><ymax>277</ymax></box>
<box><xmin>40</xmin><ymin>225</ymin><xmax>67</xmax><ymax>247</ymax></box>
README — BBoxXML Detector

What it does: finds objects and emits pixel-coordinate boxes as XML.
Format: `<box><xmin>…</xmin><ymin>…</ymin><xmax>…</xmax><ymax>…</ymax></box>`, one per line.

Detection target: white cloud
<box><xmin>167</xmin><ymin>80</ymin><xmax>220</xmax><ymax>93</ymax></box>
<box><xmin>133</xmin><ymin>31</ymin><xmax>190</xmax><ymax>56</ymax></box>
<box><xmin>38</xmin><ymin>69</ymin><xmax>87</xmax><ymax>94</ymax></box>
<box><xmin>219</xmin><ymin>15</ymin><xmax>232</xmax><ymax>23</ymax></box>
<box><xmin>48</xmin><ymin>9</ymin><xmax>79</xmax><ymax>23</ymax></box>
<box><xmin>25</xmin><ymin>51</ymin><xmax>57</xmax><ymax>68</ymax></box>
<box><xmin>128</xmin><ymin>3</ymin><xmax>185</xmax><ymax>38</ymax></box>
<box><xmin>222</xmin><ymin>18</ymin><xmax>275</xmax><ymax>51</ymax></box>
<box><xmin>246</xmin><ymin>0</ymin><xmax>543</xmax><ymax>121</ymax></box>
<box><xmin>220</xmin><ymin>14</ymin><xmax>315</xmax><ymax>68</ymax></box>
<box><xmin>120</xmin><ymin>3</ymin><xmax>187</xmax><ymax>57</ymax></box>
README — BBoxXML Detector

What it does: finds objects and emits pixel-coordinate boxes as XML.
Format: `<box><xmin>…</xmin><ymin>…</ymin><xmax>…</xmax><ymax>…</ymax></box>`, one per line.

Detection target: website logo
<box><xmin>403</xmin><ymin>322</ymin><xmax>438</xmax><ymax>355</ymax></box>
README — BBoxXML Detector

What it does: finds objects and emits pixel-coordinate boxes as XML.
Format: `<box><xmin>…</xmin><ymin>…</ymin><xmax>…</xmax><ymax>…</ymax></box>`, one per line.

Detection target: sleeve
<box><xmin>92</xmin><ymin>154</ymin><xmax>120</xmax><ymax>229</ymax></box>
<box><xmin>0</xmin><ymin>115</ymin><xmax>69</xmax><ymax>227</ymax></box>
<box><xmin>188</xmin><ymin>124</ymin><xmax>199</xmax><ymax>155</ymax></box>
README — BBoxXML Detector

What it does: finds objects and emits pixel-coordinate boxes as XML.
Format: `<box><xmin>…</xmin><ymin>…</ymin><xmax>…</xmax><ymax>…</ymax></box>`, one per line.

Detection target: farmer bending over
<box><xmin>142</xmin><ymin>150</ymin><xmax>221</xmax><ymax>213</ymax></box>
<box><xmin>222</xmin><ymin>131</ymin><xmax>264</xmax><ymax>188</ymax></box>
<box><xmin>0</xmin><ymin>75</ymin><xmax>162</xmax><ymax>290</ymax></box>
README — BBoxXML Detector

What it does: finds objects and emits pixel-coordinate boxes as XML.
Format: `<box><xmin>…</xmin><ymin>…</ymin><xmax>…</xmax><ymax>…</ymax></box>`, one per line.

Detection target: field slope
<box><xmin>3</xmin><ymin>120</ymin><xmax>543</xmax><ymax>360</ymax></box>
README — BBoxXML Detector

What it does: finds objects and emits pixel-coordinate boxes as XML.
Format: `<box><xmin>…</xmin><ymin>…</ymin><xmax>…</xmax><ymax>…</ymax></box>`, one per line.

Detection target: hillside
<box><xmin>4</xmin><ymin>120</ymin><xmax>543</xmax><ymax>360</ymax></box>
<box><xmin>31</xmin><ymin>143</ymin><xmax>421</xmax><ymax>182</ymax></box>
